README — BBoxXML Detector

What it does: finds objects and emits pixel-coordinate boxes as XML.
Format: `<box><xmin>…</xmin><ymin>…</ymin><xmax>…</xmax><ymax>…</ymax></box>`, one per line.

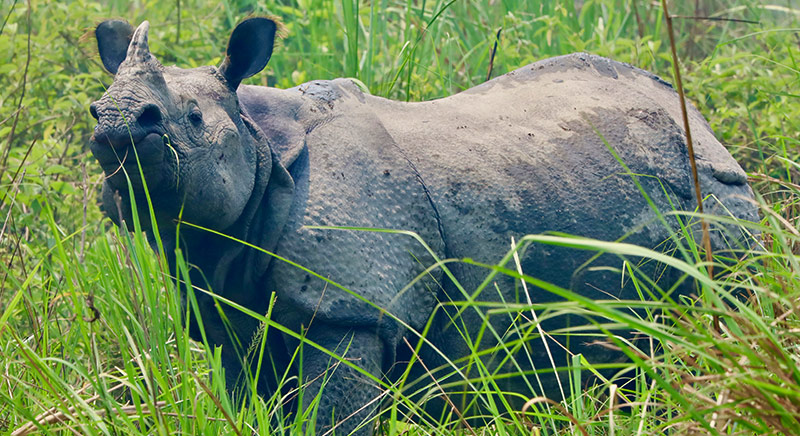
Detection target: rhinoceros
<box><xmin>89</xmin><ymin>17</ymin><xmax>757</xmax><ymax>434</ymax></box>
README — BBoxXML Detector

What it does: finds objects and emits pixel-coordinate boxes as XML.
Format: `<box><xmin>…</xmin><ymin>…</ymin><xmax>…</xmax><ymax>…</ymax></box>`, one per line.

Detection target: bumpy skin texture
<box><xmin>90</xmin><ymin>19</ymin><xmax>758</xmax><ymax>435</ymax></box>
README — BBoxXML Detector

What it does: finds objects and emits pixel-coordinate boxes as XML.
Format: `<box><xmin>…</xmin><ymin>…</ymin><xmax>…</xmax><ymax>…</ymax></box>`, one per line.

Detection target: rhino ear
<box><xmin>219</xmin><ymin>17</ymin><xmax>277</xmax><ymax>89</ymax></box>
<box><xmin>95</xmin><ymin>20</ymin><xmax>134</xmax><ymax>75</ymax></box>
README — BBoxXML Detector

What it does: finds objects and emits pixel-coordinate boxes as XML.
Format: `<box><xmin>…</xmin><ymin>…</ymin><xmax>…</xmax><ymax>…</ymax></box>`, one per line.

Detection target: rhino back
<box><xmin>375</xmin><ymin>53</ymin><xmax>753</xmax><ymax>292</ymax></box>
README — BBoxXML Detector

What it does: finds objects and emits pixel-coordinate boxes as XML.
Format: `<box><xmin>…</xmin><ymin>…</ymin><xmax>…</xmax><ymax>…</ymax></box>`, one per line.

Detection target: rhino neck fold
<box><xmin>202</xmin><ymin>114</ymin><xmax>294</xmax><ymax>303</ymax></box>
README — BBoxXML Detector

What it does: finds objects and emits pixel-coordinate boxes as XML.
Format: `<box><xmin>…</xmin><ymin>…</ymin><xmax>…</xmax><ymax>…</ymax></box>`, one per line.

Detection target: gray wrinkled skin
<box><xmin>90</xmin><ymin>18</ymin><xmax>758</xmax><ymax>435</ymax></box>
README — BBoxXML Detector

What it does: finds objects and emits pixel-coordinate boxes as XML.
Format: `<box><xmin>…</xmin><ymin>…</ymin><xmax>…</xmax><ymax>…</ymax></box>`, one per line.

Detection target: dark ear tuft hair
<box><xmin>95</xmin><ymin>20</ymin><xmax>134</xmax><ymax>75</ymax></box>
<box><xmin>219</xmin><ymin>17</ymin><xmax>278</xmax><ymax>89</ymax></box>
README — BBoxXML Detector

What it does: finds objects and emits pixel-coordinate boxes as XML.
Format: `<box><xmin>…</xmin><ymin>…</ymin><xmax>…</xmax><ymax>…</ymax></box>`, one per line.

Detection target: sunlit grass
<box><xmin>1</xmin><ymin>0</ymin><xmax>799</xmax><ymax>434</ymax></box>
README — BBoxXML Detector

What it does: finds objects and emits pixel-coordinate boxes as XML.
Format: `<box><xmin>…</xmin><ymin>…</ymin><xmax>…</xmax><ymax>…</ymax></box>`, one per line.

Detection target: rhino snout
<box><xmin>90</xmin><ymin>101</ymin><xmax>163</xmax><ymax>148</ymax></box>
<box><xmin>90</xmin><ymin>99</ymin><xmax>167</xmax><ymax>165</ymax></box>
<box><xmin>90</xmin><ymin>99</ymin><xmax>170</xmax><ymax>192</ymax></box>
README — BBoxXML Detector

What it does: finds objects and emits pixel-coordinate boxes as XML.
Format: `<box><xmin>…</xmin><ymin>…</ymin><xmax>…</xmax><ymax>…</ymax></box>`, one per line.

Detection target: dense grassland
<box><xmin>1</xmin><ymin>0</ymin><xmax>800</xmax><ymax>434</ymax></box>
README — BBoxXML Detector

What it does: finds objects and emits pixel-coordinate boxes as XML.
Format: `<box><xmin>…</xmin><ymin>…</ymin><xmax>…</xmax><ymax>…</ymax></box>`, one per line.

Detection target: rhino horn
<box><xmin>114</xmin><ymin>20</ymin><xmax>162</xmax><ymax>77</ymax></box>
<box><xmin>126</xmin><ymin>21</ymin><xmax>153</xmax><ymax>63</ymax></box>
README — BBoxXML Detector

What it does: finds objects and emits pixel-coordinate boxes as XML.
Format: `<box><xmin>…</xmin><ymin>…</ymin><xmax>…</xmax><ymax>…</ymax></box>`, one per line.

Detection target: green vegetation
<box><xmin>1</xmin><ymin>0</ymin><xmax>799</xmax><ymax>434</ymax></box>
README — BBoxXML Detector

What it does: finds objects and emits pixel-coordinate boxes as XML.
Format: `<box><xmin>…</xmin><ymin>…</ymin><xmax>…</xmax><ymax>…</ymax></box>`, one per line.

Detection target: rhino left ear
<box><xmin>219</xmin><ymin>17</ymin><xmax>277</xmax><ymax>89</ymax></box>
<box><xmin>96</xmin><ymin>20</ymin><xmax>134</xmax><ymax>75</ymax></box>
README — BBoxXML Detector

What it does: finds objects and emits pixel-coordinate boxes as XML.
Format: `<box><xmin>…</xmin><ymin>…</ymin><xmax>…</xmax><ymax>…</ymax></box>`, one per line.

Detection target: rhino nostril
<box><xmin>138</xmin><ymin>104</ymin><xmax>162</xmax><ymax>129</ymax></box>
<box><xmin>89</xmin><ymin>103</ymin><xmax>99</xmax><ymax>120</ymax></box>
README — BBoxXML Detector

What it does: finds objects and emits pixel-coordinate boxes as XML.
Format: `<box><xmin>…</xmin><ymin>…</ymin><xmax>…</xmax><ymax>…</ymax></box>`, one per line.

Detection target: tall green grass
<box><xmin>1</xmin><ymin>0</ymin><xmax>799</xmax><ymax>434</ymax></box>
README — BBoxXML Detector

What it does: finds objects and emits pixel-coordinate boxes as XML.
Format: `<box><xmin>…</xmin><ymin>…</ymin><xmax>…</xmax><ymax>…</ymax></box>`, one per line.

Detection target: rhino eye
<box><xmin>188</xmin><ymin>107</ymin><xmax>203</xmax><ymax>125</ymax></box>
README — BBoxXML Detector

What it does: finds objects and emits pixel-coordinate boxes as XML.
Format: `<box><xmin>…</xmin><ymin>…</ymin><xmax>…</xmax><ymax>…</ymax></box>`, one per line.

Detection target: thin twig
<box><xmin>671</xmin><ymin>15</ymin><xmax>759</xmax><ymax>25</ymax></box>
<box><xmin>11</xmin><ymin>401</ymin><xmax>169</xmax><ymax>436</ymax></box>
<box><xmin>749</xmin><ymin>172</ymin><xmax>800</xmax><ymax>191</ymax></box>
<box><xmin>631</xmin><ymin>0</ymin><xmax>645</xmax><ymax>39</ymax></box>
<box><xmin>323</xmin><ymin>387</ymin><xmax>390</xmax><ymax>436</ymax></box>
<box><xmin>0</xmin><ymin>193</ymin><xmax>23</xmax><ymax>306</ymax></box>
<box><xmin>511</xmin><ymin>237</ymin><xmax>567</xmax><ymax>408</ymax></box>
<box><xmin>190</xmin><ymin>372</ymin><xmax>244</xmax><ymax>436</ymax></box>
<box><xmin>402</xmin><ymin>337</ymin><xmax>477</xmax><ymax>436</ymax></box>
<box><xmin>79</xmin><ymin>163</ymin><xmax>88</xmax><ymax>262</ymax></box>
<box><xmin>176</xmin><ymin>0</ymin><xmax>181</xmax><ymax>44</ymax></box>
<box><xmin>486</xmin><ymin>27</ymin><xmax>502</xmax><ymax>82</ymax></box>
<box><xmin>0</xmin><ymin>139</ymin><xmax>35</xmax><ymax>235</ymax></box>
<box><xmin>0</xmin><ymin>0</ymin><xmax>32</xmax><ymax>183</ymax></box>
<box><xmin>661</xmin><ymin>0</ymin><xmax>716</xmax><ymax>327</ymax></box>
<box><xmin>521</xmin><ymin>397</ymin><xmax>590</xmax><ymax>436</ymax></box>
<box><xmin>0</xmin><ymin>0</ymin><xmax>20</xmax><ymax>36</ymax></box>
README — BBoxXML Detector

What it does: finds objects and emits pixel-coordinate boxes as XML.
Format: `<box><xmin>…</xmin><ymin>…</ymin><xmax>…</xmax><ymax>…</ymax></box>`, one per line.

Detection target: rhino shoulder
<box><xmin>291</xmin><ymin>77</ymin><xmax>370</xmax><ymax>107</ymax></box>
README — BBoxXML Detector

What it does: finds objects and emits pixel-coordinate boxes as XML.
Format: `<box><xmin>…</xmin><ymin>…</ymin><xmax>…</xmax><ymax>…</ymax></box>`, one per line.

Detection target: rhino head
<box><xmin>90</xmin><ymin>18</ymin><xmax>280</xmax><ymax>237</ymax></box>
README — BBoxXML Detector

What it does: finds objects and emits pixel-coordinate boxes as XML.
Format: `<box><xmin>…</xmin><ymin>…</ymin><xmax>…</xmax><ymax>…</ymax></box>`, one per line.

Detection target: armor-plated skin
<box><xmin>89</xmin><ymin>18</ymin><xmax>757</xmax><ymax>435</ymax></box>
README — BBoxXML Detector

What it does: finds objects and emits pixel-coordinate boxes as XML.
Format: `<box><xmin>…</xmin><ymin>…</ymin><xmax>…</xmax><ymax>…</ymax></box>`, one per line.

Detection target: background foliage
<box><xmin>1</xmin><ymin>0</ymin><xmax>799</xmax><ymax>434</ymax></box>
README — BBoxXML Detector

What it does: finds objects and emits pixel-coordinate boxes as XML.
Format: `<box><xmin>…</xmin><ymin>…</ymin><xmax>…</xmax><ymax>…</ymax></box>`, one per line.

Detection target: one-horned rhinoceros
<box><xmin>90</xmin><ymin>17</ymin><xmax>757</xmax><ymax>434</ymax></box>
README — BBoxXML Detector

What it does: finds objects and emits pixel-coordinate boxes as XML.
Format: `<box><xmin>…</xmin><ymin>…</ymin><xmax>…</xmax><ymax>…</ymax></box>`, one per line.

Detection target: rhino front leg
<box><xmin>298</xmin><ymin>324</ymin><xmax>385</xmax><ymax>435</ymax></box>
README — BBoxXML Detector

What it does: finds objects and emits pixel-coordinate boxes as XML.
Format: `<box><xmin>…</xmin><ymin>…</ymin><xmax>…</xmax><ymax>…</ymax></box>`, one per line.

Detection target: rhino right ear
<box><xmin>95</xmin><ymin>20</ymin><xmax>134</xmax><ymax>75</ymax></box>
<box><xmin>219</xmin><ymin>17</ymin><xmax>277</xmax><ymax>89</ymax></box>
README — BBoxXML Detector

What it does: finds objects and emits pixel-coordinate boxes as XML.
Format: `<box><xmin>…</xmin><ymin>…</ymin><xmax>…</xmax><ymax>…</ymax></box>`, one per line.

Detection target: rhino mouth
<box><xmin>90</xmin><ymin>132</ymin><xmax>168</xmax><ymax>190</ymax></box>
